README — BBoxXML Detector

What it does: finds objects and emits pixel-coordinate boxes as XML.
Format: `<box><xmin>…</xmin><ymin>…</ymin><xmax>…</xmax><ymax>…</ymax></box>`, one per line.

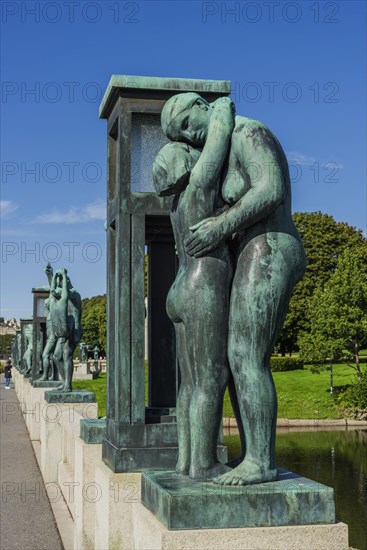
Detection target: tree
<box><xmin>0</xmin><ymin>334</ymin><xmax>13</xmax><ymax>357</ymax></box>
<box><xmin>299</xmin><ymin>244</ymin><xmax>367</xmax><ymax>380</ymax></box>
<box><xmin>81</xmin><ymin>294</ymin><xmax>107</xmax><ymax>353</ymax></box>
<box><xmin>276</xmin><ymin>212</ymin><xmax>365</xmax><ymax>355</ymax></box>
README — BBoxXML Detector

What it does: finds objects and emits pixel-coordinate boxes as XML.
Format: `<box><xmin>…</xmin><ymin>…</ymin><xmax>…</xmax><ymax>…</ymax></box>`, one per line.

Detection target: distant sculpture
<box><xmin>22</xmin><ymin>324</ymin><xmax>33</xmax><ymax>375</ymax></box>
<box><xmin>153</xmin><ymin>97</ymin><xmax>234</xmax><ymax>480</ymax></box>
<box><xmin>39</xmin><ymin>297</ymin><xmax>58</xmax><ymax>381</ymax></box>
<box><xmin>159</xmin><ymin>92</ymin><xmax>307</xmax><ymax>485</ymax></box>
<box><xmin>16</xmin><ymin>332</ymin><xmax>22</xmax><ymax>369</ymax></box>
<box><xmin>93</xmin><ymin>346</ymin><xmax>100</xmax><ymax>374</ymax></box>
<box><xmin>80</xmin><ymin>342</ymin><xmax>88</xmax><ymax>363</ymax></box>
<box><xmin>46</xmin><ymin>264</ymin><xmax>82</xmax><ymax>392</ymax></box>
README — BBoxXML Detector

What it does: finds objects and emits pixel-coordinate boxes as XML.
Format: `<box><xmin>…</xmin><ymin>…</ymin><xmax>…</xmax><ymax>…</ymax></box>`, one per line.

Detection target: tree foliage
<box><xmin>81</xmin><ymin>294</ymin><xmax>107</xmax><ymax>352</ymax></box>
<box><xmin>277</xmin><ymin>212</ymin><xmax>365</xmax><ymax>354</ymax></box>
<box><xmin>80</xmin><ymin>253</ymin><xmax>148</xmax><ymax>353</ymax></box>
<box><xmin>0</xmin><ymin>334</ymin><xmax>13</xmax><ymax>357</ymax></box>
<box><xmin>299</xmin><ymin>244</ymin><xmax>367</xmax><ymax>380</ymax></box>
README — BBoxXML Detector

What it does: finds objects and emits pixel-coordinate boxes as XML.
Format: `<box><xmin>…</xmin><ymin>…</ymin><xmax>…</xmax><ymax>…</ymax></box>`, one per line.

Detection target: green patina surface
<box><xmin>32</xmin><ymin>380</ymin><xmax>60</xmax><ymax>388</ymax></box>
<box><xmin>99</xmin><ymin>74</ymin><xmax>231</xmax><ymax>118</ymax></box>
<box><xmin>44</xmin><ymin>390</ymin><xmax>95</xmax><ymax>404</ymax></box>
<box><xmin>142</xmin><ymin>469</ymin><xmax>336</xmax><ymax>530</ymax></box>
<box><xmin>80</xmin><ymin>418</ymin><xmax>106</xmax><ymax>443</ymax></box>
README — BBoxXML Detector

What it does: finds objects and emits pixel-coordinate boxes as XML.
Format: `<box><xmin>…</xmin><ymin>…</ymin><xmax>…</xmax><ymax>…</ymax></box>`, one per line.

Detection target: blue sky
<box><xmin>1</xmin><ymin>0</ymin><xmax>366</xmax><ymax>318</ymax></box>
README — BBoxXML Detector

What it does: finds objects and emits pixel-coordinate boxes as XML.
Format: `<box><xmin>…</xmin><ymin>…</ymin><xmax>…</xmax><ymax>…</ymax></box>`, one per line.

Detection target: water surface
<box><xmin>224</xmin><ymin>428</ymin><xmax>367</xmax><ymax>550</ymax></box>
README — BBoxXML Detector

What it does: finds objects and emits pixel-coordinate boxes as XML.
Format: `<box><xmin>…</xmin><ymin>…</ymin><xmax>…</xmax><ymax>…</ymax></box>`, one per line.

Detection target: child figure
<box><xmin>153</xmin><ymin>97</ymin><xmax>234</xmax><ymax>480</ymax></box>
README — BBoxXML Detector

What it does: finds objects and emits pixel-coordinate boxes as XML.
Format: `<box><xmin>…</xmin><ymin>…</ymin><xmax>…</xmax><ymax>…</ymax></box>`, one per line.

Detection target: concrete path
<box><xmin>0</xmin><ymin>374</ymin><xmax>64</xmax><ymax>550</ymax></box>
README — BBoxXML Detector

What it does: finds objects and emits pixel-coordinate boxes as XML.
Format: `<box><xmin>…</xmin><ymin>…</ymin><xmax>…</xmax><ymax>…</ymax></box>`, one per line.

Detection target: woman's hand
<box><xmin>185</xmin><ymin>217</ymin><xmax>225</xmax><ymax>257</ymax></box>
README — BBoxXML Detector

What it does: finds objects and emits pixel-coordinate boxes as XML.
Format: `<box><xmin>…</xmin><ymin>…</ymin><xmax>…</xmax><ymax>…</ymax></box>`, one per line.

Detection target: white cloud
<box><xmin>0</xmin><ymin>200</ymin><xmax>18</xmax><ymax>218</ymax></box>
<box><xmin>33</xmin><ymin>198</ymin><xmax>106</xmax><ymax>224</ymax></box>
<box><xmin>286</xmin><ymin>151</ymin><xmax>343</xmax><ymax>170</ymax></box>
<box><xmin>286</xmin><ymin>151</ymin><xmax>316</xmax><ymax>166</ymax></box>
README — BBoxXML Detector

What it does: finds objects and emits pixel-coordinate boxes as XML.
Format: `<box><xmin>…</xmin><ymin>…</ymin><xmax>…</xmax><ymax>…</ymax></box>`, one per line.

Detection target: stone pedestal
<box><xmin>32</xmin><ymin>380</ymin><xmax>60</xmax><ymax>388</ymax></box>
<box><xmin>79</xmin><ymin>362</ymin><xmax>90</xmax><ymax>374</ymax></box>
<box><xmin>80</xmin><ymin>418</ymin><xmax>106</xmax><ymax>443</ymax></box>
<box><xmin>23</xmin><ymin>377</ymin><xmax>33</xmax><ymax>430</ymax></box>
<box><xmin>94</xmin><ymin>461</ymin><xmax>141</xmax><ymax>550</ymax></box>
<box><xmin>74</xmin><ymin>438</ymin><xmax>103</xmax><ymax>550</ymax></box>
<box><xmin>74</xmin><ymin>362</ymin><xmax>96</xmax><ymax>380</ymax></box>
<box><xmin>74</xmin><ymin>372</ymin><xmax>96</xmax><ymax>380</ymax></box>
<box><xmin>40</xmin><ymin>391</ymin><xmax>97</xmax><ymax>483</ymax></box>
<box><xmin>142</xmin><ymin>469</ymin><xmax>336</xmax><ymax>530</ymax></box>
<box><xmin>132</xmin><ymin>502</ymin><xmax>349</xmax><ymax>550</ymax></box>
<box><xmin>28</xmin><ymin>382</ymin><xmax>60</xmax><ymax>440</ymax></box>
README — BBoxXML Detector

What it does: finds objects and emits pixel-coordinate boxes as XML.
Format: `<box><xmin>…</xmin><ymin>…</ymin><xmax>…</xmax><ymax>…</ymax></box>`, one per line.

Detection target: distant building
<box><xmin>0</xmin><ymin>318</ymin><xmax>20</xmax><ymax>336</ymax></box>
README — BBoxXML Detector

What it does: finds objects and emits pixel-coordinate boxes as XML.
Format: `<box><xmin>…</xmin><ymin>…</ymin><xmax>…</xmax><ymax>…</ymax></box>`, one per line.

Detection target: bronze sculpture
<box><xmin>158</xmin><ymin>92</ymin><xmax>307</xmax><ymax>485</ymax></box>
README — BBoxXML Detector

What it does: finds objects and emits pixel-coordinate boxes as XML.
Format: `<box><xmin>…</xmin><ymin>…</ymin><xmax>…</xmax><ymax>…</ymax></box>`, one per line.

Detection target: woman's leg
<box><xmin>215</xmin><ymin>237</ymin><xmax>299</xmax><ymax>485</ymax></box>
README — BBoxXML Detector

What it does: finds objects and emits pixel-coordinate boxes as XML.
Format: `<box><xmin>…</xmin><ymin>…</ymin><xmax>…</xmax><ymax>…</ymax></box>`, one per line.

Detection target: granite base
<box><xmin>141</xmin><ymin>468</ymin><xmax>336</xmax><ymax>530</ymax></box>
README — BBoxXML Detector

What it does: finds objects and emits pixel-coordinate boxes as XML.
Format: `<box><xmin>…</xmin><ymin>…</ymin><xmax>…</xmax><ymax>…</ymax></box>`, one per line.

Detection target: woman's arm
<box><xmin>185</xmin><ymin>122</ymin><xmax>286</xmax><ymax>257</ymax></box>
<box><xmin>190</xmin><ymin>97</ymin><xmax>235</xmax><ymax>189</ymax></box>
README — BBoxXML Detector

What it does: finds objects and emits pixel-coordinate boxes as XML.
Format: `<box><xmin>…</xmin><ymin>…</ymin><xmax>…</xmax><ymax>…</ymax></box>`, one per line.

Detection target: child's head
<box><xmin>152</xmin><ymin>142</ymin><xmax>200</xmax><ymax>197</ymax></box>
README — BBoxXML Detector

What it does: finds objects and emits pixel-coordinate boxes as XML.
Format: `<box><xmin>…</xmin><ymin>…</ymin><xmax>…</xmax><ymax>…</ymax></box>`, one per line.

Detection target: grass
<box><xmin>72</xmin><ymin>363</ymin><xmax>364</xmax><ymax>420</ymax></box>
<box><xmin>224</xmin><ymin>363</ymin><xmax>361</xmax><ymax>419</ymax></box>
<box><xmin>73</xmin><ymin>374</ymin><xmax>107</xmax><ymax>417</ymax></box>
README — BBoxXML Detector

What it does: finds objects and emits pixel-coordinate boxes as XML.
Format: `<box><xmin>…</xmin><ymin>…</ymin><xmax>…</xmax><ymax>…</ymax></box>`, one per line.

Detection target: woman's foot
<box><xmin>213</xmin><ymin>459</ymin><xmax>277</xmax><ymax>486</ymax></box>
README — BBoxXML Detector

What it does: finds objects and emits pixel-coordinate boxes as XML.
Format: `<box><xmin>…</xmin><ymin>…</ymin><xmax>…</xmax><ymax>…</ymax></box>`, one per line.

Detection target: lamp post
<box><xmin>100</xmin><ymin>74</ymin><xmax>230</xmax><ymax>472</ymax></box>
<box><xmin>330</xmin><ymin>361</ymin><xmax>333</xmax><ymax>397</ymax></box>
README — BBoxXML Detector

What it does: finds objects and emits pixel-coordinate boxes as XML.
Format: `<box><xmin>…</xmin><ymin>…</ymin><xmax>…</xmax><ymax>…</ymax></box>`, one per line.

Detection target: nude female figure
<box><xmin>161</xmin><ymin>93</ymin><xmax>307</xmax><ymax>485</ymax></box>
<box><xmin>153</xmin><ymin>97</ymin><xmax>235</xmax><ymax>480</ymax></box>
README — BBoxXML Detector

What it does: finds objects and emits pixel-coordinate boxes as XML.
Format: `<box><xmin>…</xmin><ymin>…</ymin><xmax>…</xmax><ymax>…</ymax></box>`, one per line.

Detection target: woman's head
<box><xmin>161</xmin><ymin>93</ymin><xmax>211</xmax><ymax>147</ymax></box>
<box><xmin>152</xmin><ymin>142</ymin><xmax>201</xmax><ymax>197</ymax></box>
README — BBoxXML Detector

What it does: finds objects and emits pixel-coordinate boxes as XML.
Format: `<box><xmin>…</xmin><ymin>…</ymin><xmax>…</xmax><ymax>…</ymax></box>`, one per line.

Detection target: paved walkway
<box><xmin>0</xmin><ymin>374</ymin><xmax>63</xmax><ymax>550</ymax></box>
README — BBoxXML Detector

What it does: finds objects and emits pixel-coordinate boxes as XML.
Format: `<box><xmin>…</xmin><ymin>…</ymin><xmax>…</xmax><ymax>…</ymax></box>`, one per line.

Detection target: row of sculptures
<box><xmin>12</xmin><ymin>265</ymin><xmax>82</xmax><ymax>392</ymax></box>
<box><xmin>152</xmin><ymin>93</ymin><xmax>307</xmax><ymax>485</ymax></box>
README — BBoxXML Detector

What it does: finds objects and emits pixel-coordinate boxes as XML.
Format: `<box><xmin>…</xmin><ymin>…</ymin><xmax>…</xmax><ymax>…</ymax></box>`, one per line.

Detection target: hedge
<box><xmin>270</xmin><ymin>357</ymin><xmax>304</xmax><ymax>372</ymax></box>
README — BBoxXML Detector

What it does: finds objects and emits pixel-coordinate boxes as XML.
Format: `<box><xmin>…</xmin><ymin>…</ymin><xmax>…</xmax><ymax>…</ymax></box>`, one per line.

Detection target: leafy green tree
<box><xmin>81</xmin><ymin>294</ymin><xmax>107</xmax><ymax>353</ymax></box>
<box><xmin>79</xmin><ymin>253</ymin><xmax>148</xmax><ymax>354</ymax></box>
<box><xmin>277</xmin><ymin>212</ymin><xmax>365</xmax><ymax>355</ymax></box>
<box><xmin>0</xmin><ymin>334</ymin><xmax>13</xmax><ymax>356</ymax></box>
<box><xmin>299</xmin><ymin>244</ymin><xmax>367</xmax><ymax>380</ymax></box>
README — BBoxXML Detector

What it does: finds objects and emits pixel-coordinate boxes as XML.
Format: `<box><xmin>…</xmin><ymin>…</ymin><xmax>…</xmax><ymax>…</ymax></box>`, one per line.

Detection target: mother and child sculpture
<box><xmin>152</xmin><ymin>93</ymin><xmax>307</xmax><ymax>486</ymax></box>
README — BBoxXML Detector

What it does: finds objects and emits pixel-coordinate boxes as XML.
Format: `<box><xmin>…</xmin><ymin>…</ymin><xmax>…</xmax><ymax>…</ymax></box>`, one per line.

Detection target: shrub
<box><xmin>270</xmin><ymin>357</ymin><xmax>304</xmax><ymax>372</ymax></box>
<box><xmin>336</xmin><ymin>372</ymin><xmax>367</xmax><ymax>419</ymax></box>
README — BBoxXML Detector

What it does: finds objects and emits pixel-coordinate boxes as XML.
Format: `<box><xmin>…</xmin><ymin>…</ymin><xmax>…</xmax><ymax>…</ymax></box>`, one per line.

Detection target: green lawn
<box><xmin>73</xmin><ymin>374</ymin><xmax>108</xmax><ymax>417</ymax></box>
<box><xmin>73</xmin><ymin>363</ymin><xmax>363</xmax><ymax>420</ymax></box>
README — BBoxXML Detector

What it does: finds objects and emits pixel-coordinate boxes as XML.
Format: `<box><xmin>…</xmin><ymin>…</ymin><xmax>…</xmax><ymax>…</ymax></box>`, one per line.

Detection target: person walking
<box><xmin>4</xmin><ymin>359</ymin><xmax>12</xmax><ymax>389</ymax></box>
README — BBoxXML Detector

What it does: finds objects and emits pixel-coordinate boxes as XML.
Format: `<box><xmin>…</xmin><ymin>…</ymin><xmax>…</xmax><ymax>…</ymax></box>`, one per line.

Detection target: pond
<box><xmin>224</xmin><ymin>428</ymin><xmax>367</xmax><ymax>550</ymax></box>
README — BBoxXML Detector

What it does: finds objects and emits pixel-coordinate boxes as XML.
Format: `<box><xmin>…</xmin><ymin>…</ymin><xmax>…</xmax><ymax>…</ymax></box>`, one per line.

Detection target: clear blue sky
<box><xmin>1</xmin><ymin>0</ymin><xmax>366</xmax><ymax>318</ymax></box>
